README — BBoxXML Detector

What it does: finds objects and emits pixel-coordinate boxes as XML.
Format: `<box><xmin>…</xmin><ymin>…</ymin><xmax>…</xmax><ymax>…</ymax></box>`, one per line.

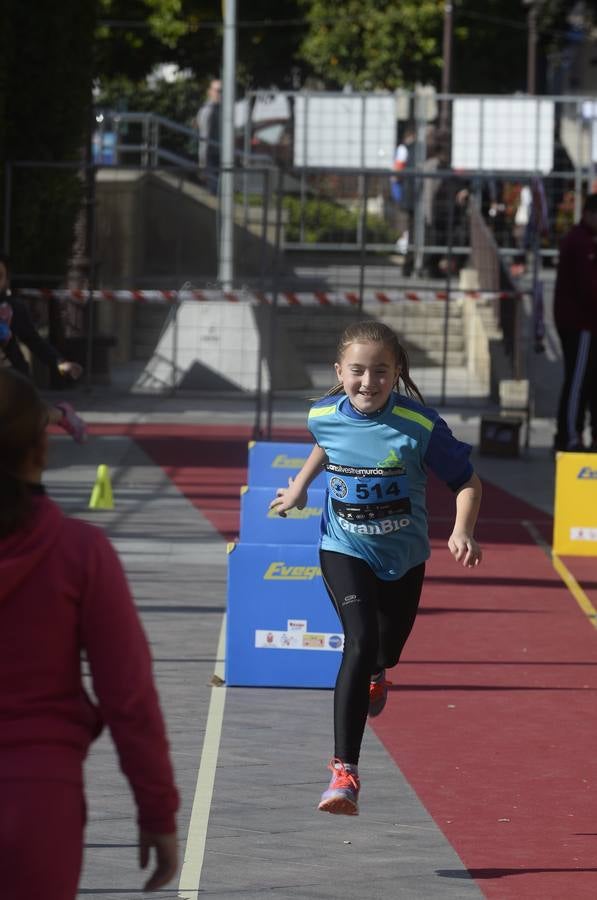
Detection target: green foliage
<box><xmin>0</xmin><ymin>1</ymin><xmax>96</xmax><ymax>279</ymax></box>
<box><xmin>283</xmin><ymin>195</ymin><xmax>394</xmax><ymax>244</ymax></box>
<box><xmin>96</xmin><ymin>0</ymin><xmax>197</xmax><ymax>83</ymax></box>
<box><xmin>96</xmin><ymin>1</ymin><xmax>307</xmax><ymax>92</ymax></box>
<box><xmin>298</xmin><ymin>0</ymin><xmax>443</xmax><ymax>90</ymax></box>
<box><xmin>298</xmin><ymin>0</ymin><xmax>584</xmax><ymax>94</ymax></box>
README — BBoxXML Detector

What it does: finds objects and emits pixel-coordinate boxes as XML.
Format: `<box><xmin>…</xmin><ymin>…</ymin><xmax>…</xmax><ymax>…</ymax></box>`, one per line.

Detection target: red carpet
<box><xmin>374</xmin><ymin>478</ymin><xmax>597</xmax><ymax>899</ymax></box>
<box><xmin>83</xmin><ymin>424</ymin><xmax>597</xmax><ymax>898</ymax></box>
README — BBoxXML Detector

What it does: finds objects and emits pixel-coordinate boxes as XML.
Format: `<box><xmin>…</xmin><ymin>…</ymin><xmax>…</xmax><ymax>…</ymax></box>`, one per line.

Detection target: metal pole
<box><xmin>574</xmin><ymin>100</ymin><xmax>583</xmax><ymax>221</ymax></box>
<box><xmin>439</xmin><ymin>181</ymin><xmax>454</xmax><ymax>406</ymax></box>
<box><xmin>413</xmin><ymin>90</ymin><xmax>426</xmax><ymax>276</ymax></box>
<box><xmin>300</xmin><ymin>94</ymin><xmax>309</xmax><ymax>243</ymax></box>
<box><xmin>85</xmin><ymin>161</ymin><xmax>97</xmax><ymax>392</ymax></box>
<box><xmin>357</xmin><ymin>174</ymin><xmax>368</xmax><ymax>313</ymax></box>
<box><xmin>243</xmin><ymin>92</ymin><xmax>251</xmax><ymax>228</ymax></box>
<box><xmin>356</xmin><ymin>95</ymin><xmax>366</xmax><ymax>247</ymax></box>
<box><xmin>3</xmin><ymin>162</ymin><xmax>12</xmax><ymax>253</ymax></box>
<box><xmin>526</xmin><ymin>2</ymin><xmax>538</xmax><ymax>95</ymax></box>
<box><xmin>253</xmin><ymin>167</ymin><xmax>271</xmax><ymax>440</ymax></box>
<box><xmin>265</xmin><ymin>167</ymin><xmax>284</xmax><ymax>441</ymax></box>
<box><xmin>440</xmin><ymin>2</ymin><xmax>453</xmax><ymax>131</ymax></box>
<box><xmin>218</xmin><ymin>0</ymin><xmax>237</xmax><ymax>289</ymax></box>
<box><xmin>171</xmin><ymin>285</ymin><xmax>184</xmax><ymax>397</ymax></box>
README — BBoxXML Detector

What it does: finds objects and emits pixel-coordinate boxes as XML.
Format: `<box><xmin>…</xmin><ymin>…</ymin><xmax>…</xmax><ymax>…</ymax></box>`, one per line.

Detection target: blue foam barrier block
<box><xmin>226</xmin><ymin>542</ymin><xmax>343</xmax><ymax>688</ymax></box>
<box><xmin>240</xmin><ymin>486</ymin><xmax>324</xmax><ymax>544</ymax></box>
<box><xmin>247</xmin><ymin>441</ymin><xmax>326</xmax><ymax>489</ymax></box>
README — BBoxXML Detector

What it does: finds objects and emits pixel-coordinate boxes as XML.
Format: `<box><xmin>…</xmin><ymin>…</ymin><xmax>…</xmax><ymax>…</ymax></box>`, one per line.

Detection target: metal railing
<box><xmin>93</xmin><ymin>110</ymin><xmax>274</xmax><ymax>170</ymax></box>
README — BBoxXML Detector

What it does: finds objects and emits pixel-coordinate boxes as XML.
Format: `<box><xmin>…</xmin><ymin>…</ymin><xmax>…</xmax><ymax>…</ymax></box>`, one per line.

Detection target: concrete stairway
<box><xmin>276</xmin><ymin>300</ymin><xmax>466</xmax><ymax>373</ymax></box>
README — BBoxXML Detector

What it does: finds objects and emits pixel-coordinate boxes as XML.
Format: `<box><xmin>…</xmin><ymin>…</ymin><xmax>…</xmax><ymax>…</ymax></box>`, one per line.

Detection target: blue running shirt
<box><xmin>308</xmin><ymin>392</ymin><xmax>473</xmax><ymax>580</ymax></box>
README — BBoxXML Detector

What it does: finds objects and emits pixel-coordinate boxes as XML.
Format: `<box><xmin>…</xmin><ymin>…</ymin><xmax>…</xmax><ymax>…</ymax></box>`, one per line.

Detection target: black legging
<box><xmin>320</xmin><ymin>550</ymin><xmax>425</xmax><ymax>765</ymax></box>
<box><xmin>555</xmin><ymin>328</ymin><xmax>597</xmax><ymax>450</ymax></box>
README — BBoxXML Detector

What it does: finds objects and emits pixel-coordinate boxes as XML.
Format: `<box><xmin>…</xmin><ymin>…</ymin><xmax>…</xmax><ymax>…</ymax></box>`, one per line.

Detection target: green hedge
<box><xmin>283</xmin><ymin>195</ymin><xmax>394</xmax><ymax>244</ymax></box>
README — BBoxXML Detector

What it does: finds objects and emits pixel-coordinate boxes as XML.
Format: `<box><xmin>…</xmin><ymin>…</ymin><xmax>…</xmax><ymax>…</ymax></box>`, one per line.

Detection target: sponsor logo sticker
<box><xmin>264</xmin><ymin>562</ymin><xmax>321</xmax><ymax>580</ymax></box>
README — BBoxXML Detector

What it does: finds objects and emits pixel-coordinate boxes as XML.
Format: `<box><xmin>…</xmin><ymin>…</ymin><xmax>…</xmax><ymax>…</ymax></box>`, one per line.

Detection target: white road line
<box><xmin>178</xmin><ymin>615</ymin><xmax>227</xmax><ymax>899</ymax></box>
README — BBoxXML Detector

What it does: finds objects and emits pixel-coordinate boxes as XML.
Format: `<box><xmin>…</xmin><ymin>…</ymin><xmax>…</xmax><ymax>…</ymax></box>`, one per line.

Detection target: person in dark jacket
<box><xmin>195</xmin><ymin>78</ymin><xmax>221</xmax><ymax>195</ymax></box>
<box><xmin>0</xmin><ymin>252</ymin><xmax>87</xmax><ymax>442</ymax></box>
<box><xmin>553</xmin><ymin>194</ymin><xmax>597</xmax><ymax>451</ymax></box>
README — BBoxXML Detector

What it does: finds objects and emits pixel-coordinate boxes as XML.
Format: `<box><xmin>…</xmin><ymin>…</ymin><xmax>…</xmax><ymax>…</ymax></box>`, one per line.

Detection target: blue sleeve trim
<box><xmin>447</xmin><ymin>462</ymin><xmax>474</xmax><ymax>492</ymax></box>
<box><xmin>424</xmin><ymin>416</ymin><xmax>473</xmax><ymax>487</ymax></box>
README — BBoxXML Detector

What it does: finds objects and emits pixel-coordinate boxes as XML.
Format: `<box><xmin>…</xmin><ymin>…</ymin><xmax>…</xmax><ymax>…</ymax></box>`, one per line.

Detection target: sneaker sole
<box><xmin>318</xmin><ymin>796</ymin><xmax>359</xmax><ymax>816</ymax></box>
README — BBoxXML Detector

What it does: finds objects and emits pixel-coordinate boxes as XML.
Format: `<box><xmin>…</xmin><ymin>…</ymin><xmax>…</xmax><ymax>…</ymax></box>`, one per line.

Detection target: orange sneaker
<box><xmin>368</xmin><ymin>670</ymin><xmax>392</xmax><ymax>718</ymax></box>
<box><xmin>318</xmin><ymin>759</ymin><xmax>360</xmax><ymax>816</ymax></box>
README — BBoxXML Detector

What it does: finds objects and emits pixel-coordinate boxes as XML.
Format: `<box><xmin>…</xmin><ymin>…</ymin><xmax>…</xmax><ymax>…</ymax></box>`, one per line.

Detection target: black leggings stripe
<box><xmin>556</xmin><ymin>328</ymin><xmax>597</xmax><ymax>448</ymax></box>
<box><xmin>320</xmin><ymin>550</ymin><xmax>425</xmax><ymax>765</ymax></box>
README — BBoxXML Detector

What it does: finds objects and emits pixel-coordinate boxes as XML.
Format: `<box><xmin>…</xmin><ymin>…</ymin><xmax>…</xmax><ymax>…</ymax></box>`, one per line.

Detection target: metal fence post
<box><xmin>439</xmin><ymin>179</ymin><xmax>455</xmax><ymax>406</ymax></box>
<box><xmin>265</xmin><ymin>166</ymin><xmax>284</xmax><ymax>440</ymax></box>
<box><xmin>3</xmin><ymin>161</ymin><xmax>12</xmax><ymax>253</ymax></box>
<box><xmin>358</xmin><ymin>173</ymin><xmax>368</xmax><ymax>313</ymax></box>
<box><xmin>85</xmin><ymin>160</ymin><xmax>97</xmax><ymax>391</ymax></box>
<box><xmin>413</xmin><ymin>90</ymin><xmax>427</xmax><ymax>276</ymax></box>
<box><xmin>574</xmin><ymin>100</ymin><xmax>583</xmax><ymax>221</ymax></box>
<box><xmin>440</xmin><ymin>176</ymin><xmax>457</xmax><ymax>406</ymax></box>
<box><xmin>253</xmin><ymin>167</ymin><xmax>271</xmax><ymax>440</ymax></box>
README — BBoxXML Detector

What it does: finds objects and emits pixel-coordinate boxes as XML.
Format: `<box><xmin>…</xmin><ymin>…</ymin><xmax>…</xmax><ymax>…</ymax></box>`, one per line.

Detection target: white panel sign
<box><xmin>252</xmin><ymin>92</ymin><xmax>291</xmax><ymax>123</ymax></box>
<box><xmin>452</xmin><ymin>98</ymin><xmax>554</xmax><ymax>173</ymax></box>
<box><xmin>294</xmin><ymin>94</ymin><xmax>395</xmax><ymax>169</ymax></box>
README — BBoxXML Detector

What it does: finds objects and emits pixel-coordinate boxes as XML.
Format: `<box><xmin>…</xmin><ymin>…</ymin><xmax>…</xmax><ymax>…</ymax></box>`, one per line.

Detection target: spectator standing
<box><xmin>554</xmin><ymin>193</ymin><xmax>597</xmax><ymax>451</ymax></box>
<box><xmin>390</xmin><ymin>125</ymin><xmax>416</xmax><ymax>267</ymax></box>
<box><xmin>196</xmin><ymin>78</ymin><xmax>222</xmax><ymax>195</ymax></box>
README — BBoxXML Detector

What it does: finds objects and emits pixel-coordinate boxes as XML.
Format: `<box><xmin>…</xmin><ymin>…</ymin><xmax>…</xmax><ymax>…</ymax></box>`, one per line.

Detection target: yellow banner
<box><xmin>553</xmin><ymin>452</ymin><xmax>597</xmax><ymax>556</ymax></box>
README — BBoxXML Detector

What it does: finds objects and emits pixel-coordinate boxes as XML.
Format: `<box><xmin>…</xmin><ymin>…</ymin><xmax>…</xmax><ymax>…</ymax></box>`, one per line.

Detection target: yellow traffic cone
<box><xmin>88</xmin><ymin>464</ymin><xmax>114</xmax><ymax>510</ymax></box>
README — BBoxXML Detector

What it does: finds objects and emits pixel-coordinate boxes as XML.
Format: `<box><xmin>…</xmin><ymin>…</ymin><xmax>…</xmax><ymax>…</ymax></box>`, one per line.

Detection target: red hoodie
<box><xmin>0</xmin><ymin>492</ymin><xmax>178</xmax><ymax>834</ymax></box>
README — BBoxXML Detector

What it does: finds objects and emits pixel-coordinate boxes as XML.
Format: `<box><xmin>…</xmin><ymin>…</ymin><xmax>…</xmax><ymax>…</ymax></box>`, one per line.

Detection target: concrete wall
<box><xmin>95</xmin><ymin>168</ymin><xmax>280</xmax><ymax>291</ymax></box>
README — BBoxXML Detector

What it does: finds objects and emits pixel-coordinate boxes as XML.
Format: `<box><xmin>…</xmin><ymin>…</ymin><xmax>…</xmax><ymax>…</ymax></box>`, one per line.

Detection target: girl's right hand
<box><xmin>269</xmin><ymin>477</ymin><xmax>308</xmax><ymax>518</ymax></box>
<box><xmin>139</xmin><ymin>829</ymin><xmax>178</xmax><ymax>892</ymax></box>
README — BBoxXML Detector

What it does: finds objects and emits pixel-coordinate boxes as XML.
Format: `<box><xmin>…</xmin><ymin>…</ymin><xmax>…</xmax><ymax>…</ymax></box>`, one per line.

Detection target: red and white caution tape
<box><xmin>19</xmin><ymin>287</ymin><xmax>523</xmax><ymax>306</ymax></box>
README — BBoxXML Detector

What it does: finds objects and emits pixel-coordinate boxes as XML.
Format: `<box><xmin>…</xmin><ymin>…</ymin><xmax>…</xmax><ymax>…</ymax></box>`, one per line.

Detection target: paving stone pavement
<box><xmin>40</xmin><ymin>418</ymin><xmax>499</xmax><ymax>900</ymax></box>
<box><xmin>34</xmin><ymin>344</ymin><xmax>568</xmax><ymax>900</ymax></box>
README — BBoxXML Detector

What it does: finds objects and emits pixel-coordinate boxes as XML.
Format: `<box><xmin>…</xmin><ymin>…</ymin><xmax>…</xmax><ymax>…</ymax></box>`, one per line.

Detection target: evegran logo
<box><xmin>264</xmin><ymin>562</ymin><xmax>321</xmax><ymax>580</ymax></box>
<box><xmin>272</xmin><ymin>454</ymin><xmax>308</xmax><ymax>468</ymax></box>
<box><xmin>267</xmin><ymin>506</ymin><xmax>321</xmax><ymax>519</ymax></box>
<box><xmin>577</xmin><ymin>467</ymin><xmax>597</xmax><ymax>480</ymax></box>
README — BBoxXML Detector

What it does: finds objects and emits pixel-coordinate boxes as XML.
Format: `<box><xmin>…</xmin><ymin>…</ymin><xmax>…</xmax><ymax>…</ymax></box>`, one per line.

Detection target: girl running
<box><xmin>270</xmin><ymin>321</ymin><xmax>482</xmax><ymax>816</ymax></box>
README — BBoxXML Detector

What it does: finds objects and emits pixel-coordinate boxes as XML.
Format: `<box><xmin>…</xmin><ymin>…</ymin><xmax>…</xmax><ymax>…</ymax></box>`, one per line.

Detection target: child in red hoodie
<box><xmin>0</xmin><ymin>368</ymin><xmax>179</xmax><ymax>899</ymax></box>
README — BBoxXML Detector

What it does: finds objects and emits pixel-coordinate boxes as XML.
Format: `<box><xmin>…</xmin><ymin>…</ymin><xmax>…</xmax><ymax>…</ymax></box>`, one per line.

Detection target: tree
<box><xmin>297</xmin><ymin>0</ymin><xmax>589</xmax><ymax>94</ymax></box>
<box><xmin>0</xmin><ymin>1</ymin><xmax>96</xmax><ymax>281</ymax></box>
<box><xmin>94</xmin><ymin>1</ymin><xmax>309</xmax><ymax>129</ymax></box>
<box><xmin>450</xmin><ymin>1</ymin><xmax>529</xmax><ymax>94</ymax></box>
<box><xmin>298</xmin><ymin>0</ymin><xmax>443</xmax><ymax>90</ymax></box>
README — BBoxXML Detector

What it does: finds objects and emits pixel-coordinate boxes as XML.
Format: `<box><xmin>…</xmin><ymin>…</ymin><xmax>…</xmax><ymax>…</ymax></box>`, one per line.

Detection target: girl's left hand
<box><xmin>448</xmin><ymin>531</ymin><xmax>482</xmax><ymax>567</ymax></box>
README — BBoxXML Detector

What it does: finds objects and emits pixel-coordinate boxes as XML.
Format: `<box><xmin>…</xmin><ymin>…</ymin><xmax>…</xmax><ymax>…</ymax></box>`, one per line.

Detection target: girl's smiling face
<box><xmin>335</xmin><ymin>340</ymin><xmax>400</xmax><ymax>414</ymax></box>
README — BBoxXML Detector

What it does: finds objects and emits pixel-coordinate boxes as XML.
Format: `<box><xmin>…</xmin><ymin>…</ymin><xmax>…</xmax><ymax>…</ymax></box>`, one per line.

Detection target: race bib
<box><xmin>326</xmin><ymin>462</ymin><xmax>411</xmax><ymax>522</ymax></box>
